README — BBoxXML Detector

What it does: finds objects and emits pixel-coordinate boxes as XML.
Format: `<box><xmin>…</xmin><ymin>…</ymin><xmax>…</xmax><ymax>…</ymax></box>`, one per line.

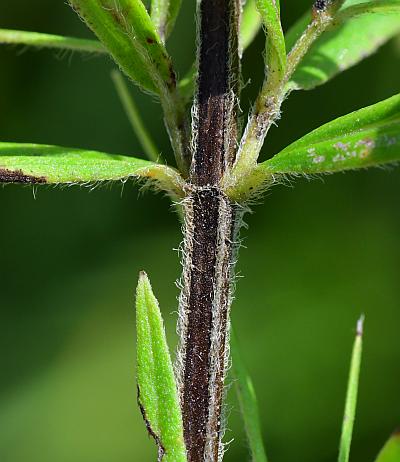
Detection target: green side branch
<box><xmin>227</xmin><ymin>0</ymin><xmax>400</xmax><ymax>194</ymax></box>
<box><xmin>225</xmin><ymin>93</ymin><xmax>400</xmax><ymax>202</ymax></box>
<box><xmin>255</xmin><ymin>0</ymin><xmax>286</xmax><ymax>87</ymax></box>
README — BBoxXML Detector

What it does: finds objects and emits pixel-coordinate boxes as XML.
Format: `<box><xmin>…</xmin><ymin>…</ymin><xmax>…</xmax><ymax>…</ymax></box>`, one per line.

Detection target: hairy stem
<box><xmin>226</xmin><ymin>0</ymin><xmax>340</xmax><ymax>189</ymax></box>
<box><xmin>178</xmin><ymin>190</ymin><xmax>240</xmax><ymax>461</ymax></box>
<box><xmin>177</xmin><ymin>0</ymin><xmax>240</xmax><ymax>460</ymax></box>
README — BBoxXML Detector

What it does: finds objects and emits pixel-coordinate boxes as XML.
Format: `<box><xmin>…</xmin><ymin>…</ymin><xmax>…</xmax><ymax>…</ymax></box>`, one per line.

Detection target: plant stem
<box><xmin>179</xmin><ymin>190</ymin><xmax>239</xmax><ymax>461</ymax></box>
<box><xmin>227</xmin><ymin>0</ymin><xmax>339</xmax><ymax>189</ymax></box>
<box><xmin>177</xmin><ymin>0</ymin><xmax>240</xmax><ymax>460</ymax></box>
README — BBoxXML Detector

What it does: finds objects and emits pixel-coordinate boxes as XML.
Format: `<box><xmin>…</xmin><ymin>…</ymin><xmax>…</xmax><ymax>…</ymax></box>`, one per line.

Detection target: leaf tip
<box><xmin>356</xmin><ymin>314</ymin><xmax>365</xmax><ymax>337</ymax></box>
<box><xmin>138</xmin><ymin>269</ymin><xmax>148</xmax><ymax>281</ymax></box>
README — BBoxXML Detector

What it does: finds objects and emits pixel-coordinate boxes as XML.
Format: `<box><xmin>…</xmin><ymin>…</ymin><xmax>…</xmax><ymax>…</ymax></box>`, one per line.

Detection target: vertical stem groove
<box><xmin>178</xmin><ymin>189</ymin><xmax>239</xmax><ymax>461</ymax></box>
<box><xmin>191</xmin><ymin>0</ymin><xmax>240</xmax><ymax>185</ymax></box>
<box><xmin>177</xmin><ymin>0</ymin><xmax>241</xmax><ymax>460</ymax></box>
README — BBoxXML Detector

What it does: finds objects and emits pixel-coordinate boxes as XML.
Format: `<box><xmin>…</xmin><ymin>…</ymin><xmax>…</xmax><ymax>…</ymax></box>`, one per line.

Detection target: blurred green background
<box><xmin>0</xmin><ymin>1</ymin><xmax>399</xmax><ymax>461</ymax></box>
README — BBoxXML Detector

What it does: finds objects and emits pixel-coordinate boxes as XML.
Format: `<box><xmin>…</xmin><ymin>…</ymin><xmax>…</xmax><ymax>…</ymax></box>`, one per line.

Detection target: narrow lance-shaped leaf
<box><xmin>256</xmin><ymin>0</ymin><xmax>286</xmax><ymax>85</ymax></box>
<box><xmin>261</xmin><ymin>93</ymin><xmax>400</xmax><ymax>175</ymax></box>
<box><xmin>286</xmin><ymin>1</ymin><xmax>400</xmax><ymax>91</ymax></box>
<box><xmin>69</xmin><ymin>0</ymin><xmax>175</xmax><ymax>95</ymax></box>
<box><xmin>231</xmin><ymin>330</ymin><xmax>269</xmax><ymax>462</ymax></box>
<box><xmin>136</xmin><ymin>272</ymin><xmax>187</xmax><ymax>462</ymax></box>
<box><xmin>338</xmin><ymin>316</ymin><xmax>364</xmax><ymax>462</ymax></box>
<box><xmin>374</xmin><ymin>431</ymin><xmax>400</xmax><ymax>462</ymax></box>
<box><xmin>0</xmin><ymin>142</ymin><xmax>184</xmax><ymax>197</ymax></box>
<box><xmin>151</xmin><ymin>0</ymin><xmax>182</xmax><ymax>42</ymax></box>
<box><xmin>0</xmin><ymin>29</ymin><xmax>105</xmax><ymax>54</ymax></box>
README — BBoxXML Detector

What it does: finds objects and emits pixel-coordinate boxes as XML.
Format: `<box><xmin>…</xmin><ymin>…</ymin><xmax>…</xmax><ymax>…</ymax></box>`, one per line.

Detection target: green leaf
<box><xmin>375</xmin><ymin>432</ymin><xmax>400</xmax><ymax>462</ymax></box>
<box><xmin>240</xmin><ymin>0</ymin><xmax>262</xmax><ymax>54</ymax></box>
<box><xmin>136</xmin><ymin>272</ymin><xmax>187</xmax><ymax>462</ymax></box>
<box><xmin>255</xmin><ymin>0</ymin><xmax>286</xmax><ymax>84</ymax></box>
<box><xmin>261</xmin><ymin>93</ymin><xmax>400</xmax><ymax>175</ymax></box>
<box><xmin>338</xmin><ymin>316</ymin><xmax>364</xmax><ymax>462</ymax></box>
<box><xmin>69</xmin><ymin>0</ymin><xmax>175</xmax><ymax>95</ymax></box>
<box><xmin>231</xmin><ymin>330</ymin><xmax>269</xmax><ymax>462</ymax></box>
<box><xmin>0</xmin><ymin>28</ymin><xmax>105</xmax><ymax>53</ymax></box>
<box><xmin>0</xmin><ymin>142</ymin><xmax>184</xmax><ymax>197</ymax></box>
<box><xmin>151</xmin><ymin>0</ymin><xmax>182</xmax><ymax>42</ymax></box>
<box><xmin>337</xmin><ymin>0</ymin><xmax>400</xmax><ymax>22</ymax></box>
<box><xmin>287</xmin><ymin>2</ymin><xmax>400</xmax><ymax>91</ymax></box>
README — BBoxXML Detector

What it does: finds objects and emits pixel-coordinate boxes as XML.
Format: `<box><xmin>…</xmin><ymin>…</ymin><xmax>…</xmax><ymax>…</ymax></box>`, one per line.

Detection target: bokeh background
<box><xmin>0</xmin><ymin>1</ymin><xmax>399</xmax><ymax>461</ymax></box>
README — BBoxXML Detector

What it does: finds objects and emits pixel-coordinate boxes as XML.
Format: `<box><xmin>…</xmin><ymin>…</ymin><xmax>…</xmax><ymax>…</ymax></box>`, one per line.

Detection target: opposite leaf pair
<box><xmin>1</xmin><ymin>0</ymin><xmax>400</xmax><ymax>198</ymax></box>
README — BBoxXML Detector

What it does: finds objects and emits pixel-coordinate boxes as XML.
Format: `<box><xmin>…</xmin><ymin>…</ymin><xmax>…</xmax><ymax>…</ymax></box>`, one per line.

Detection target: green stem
<box><xmin>225</xmin><ymin>2</ymin><xmax>338</xmax><ymax>190</ymax></box>
<box><xmin>111</xmin><ymin>70</ymin><xmax>161</xmax><ymax>163</ymax></box>
<box><xmin>338</xmin><ymin>316</ymin><xmax>364</xmax><ymax>462</ymax></box>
